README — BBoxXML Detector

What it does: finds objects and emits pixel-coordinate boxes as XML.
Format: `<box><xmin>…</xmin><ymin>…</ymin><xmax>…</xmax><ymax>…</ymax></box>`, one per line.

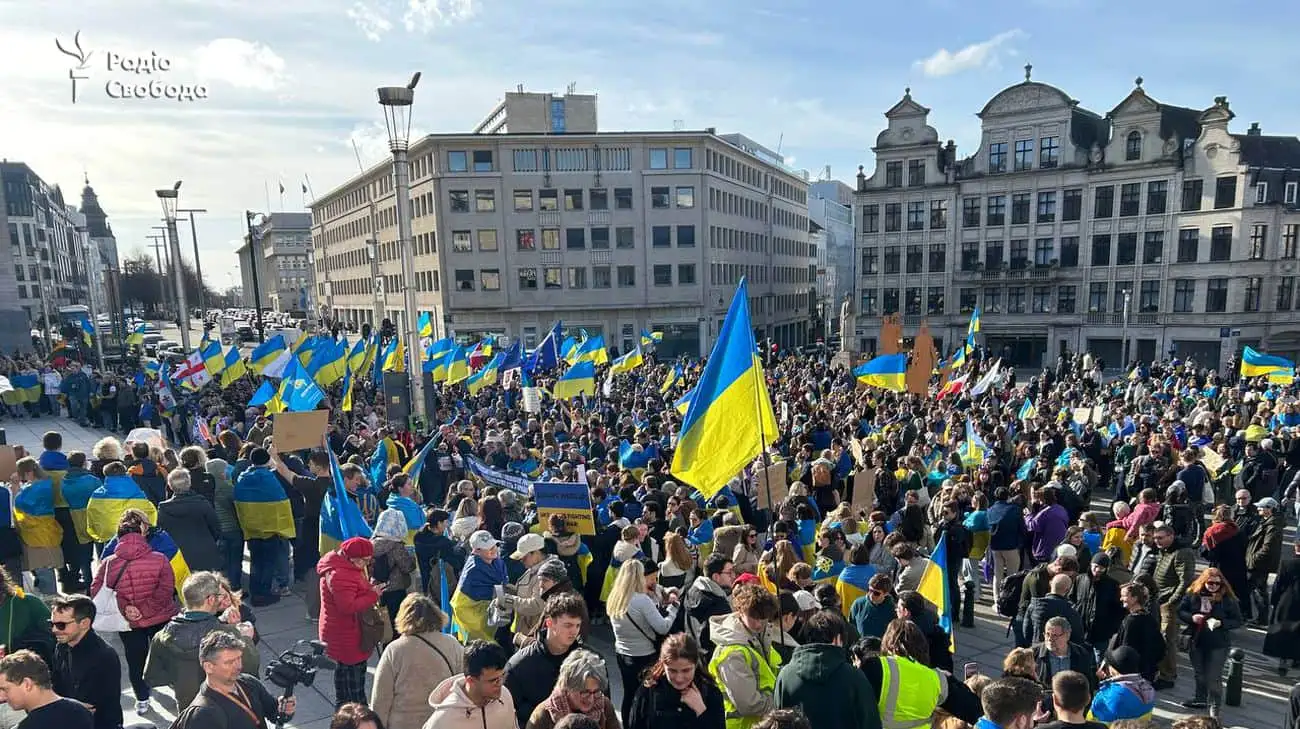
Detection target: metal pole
<box><xmin>165</xmin><ymin>214</ymin><xmax>192</xmax><ymax>351</ymax></box>
<box><xmin>244</xmin><ymin>212</ymin><xmax>267</xmax><ymax>343</ymax></box>
<box><xmin>179</xmin><ymin>209</ymin><xmax>208</xmax><ymax>317</ymax></box>
<box><xmin>1121</xmin><ymin>290</ymin><xmax>1131</xmax><ymax>367</ymax></box>
<box><xmin>392</xmin><ymin>146</ymin><xmax>425</xmax><ymax>425</ymax></box>
<box><xmin>147</xmin><ymin>234</ymin><xmax>168</xmax><ymax>320</ymax></box>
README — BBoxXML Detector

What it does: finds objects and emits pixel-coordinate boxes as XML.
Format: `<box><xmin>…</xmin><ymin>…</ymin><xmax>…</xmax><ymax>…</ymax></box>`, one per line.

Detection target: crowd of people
<box><xmin>2</xmin><ymin>332</ymin><xmax>1300</xmax><ymax>729</ymax></box>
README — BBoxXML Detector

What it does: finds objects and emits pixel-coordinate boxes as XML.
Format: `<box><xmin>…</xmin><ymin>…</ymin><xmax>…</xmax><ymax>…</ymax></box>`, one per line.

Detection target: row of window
<box><xmin>452</xmin><ymin>187</ymin><xmax>641</xmax><ymax>214</ymax></box>
<box><xmin>453</xmin><ymin>264</ymin><xmax>695</xmax><ymax>292</ymax></box>
<box><xmin>11</xmin><ymin>266</ymin><xmax>53</xmax><ymax>283</ymax></box>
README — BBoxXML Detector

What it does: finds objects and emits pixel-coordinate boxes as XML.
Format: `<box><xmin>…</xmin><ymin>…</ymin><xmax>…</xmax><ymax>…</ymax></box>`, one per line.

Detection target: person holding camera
<box><xmin>172</xmin><ymin>632</ymin><xmax>294</xmax><ymax>729</ymax></box>
<box><xmin>144</xmin><ymin>572</ymin><xmax>260</xmax><ymax>711</ymax></box>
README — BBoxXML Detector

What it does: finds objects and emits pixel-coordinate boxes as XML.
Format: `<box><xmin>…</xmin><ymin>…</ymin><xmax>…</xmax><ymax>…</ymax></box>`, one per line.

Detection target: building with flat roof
<box><xmin>472</xmin><ymin>89</ymin><xmax>598</xmax><ymax>135</ymax></box>
<box><xmin>311</xmin><ymin>97</ymin><xmax>814</xmax><ymax>358</ymax></box>
<box><xmin>238</xmin><ymin>212</ymin><xmax>314</xmax><ymax>315</ymax></box>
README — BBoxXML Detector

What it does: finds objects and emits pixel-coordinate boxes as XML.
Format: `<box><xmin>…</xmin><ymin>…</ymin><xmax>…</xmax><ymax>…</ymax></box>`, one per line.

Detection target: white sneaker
<box><xmin>135</xmin><ymin>700</ymin><xmax>150</xmax><ymax>714</ymax></box>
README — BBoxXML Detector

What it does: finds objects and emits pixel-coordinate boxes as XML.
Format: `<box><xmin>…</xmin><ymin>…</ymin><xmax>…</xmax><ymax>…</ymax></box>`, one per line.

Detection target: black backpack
<box><xmin>996</xmin><ymin>568</ymin><xmax>1032</xmax><ymax>618</ymax></box>
<box><xmin>372</xmin><ymin>550</ymin><xmax>393</xmax><ymax>583</ymax></box>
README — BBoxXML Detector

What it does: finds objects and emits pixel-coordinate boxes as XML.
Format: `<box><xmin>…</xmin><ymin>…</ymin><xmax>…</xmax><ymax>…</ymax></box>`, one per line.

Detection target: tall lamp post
<box><xmin>1121</xmin><ymin>289</ymin><xmax>1132</xmax><ymax>367</ymax></box>
<box><xmin>178</xmin><ymin>208</ymin><xmax>208</xmax><ymax>317</ymax></box>
<box><xmin>78</xmin><ymin>227</ymin><xmax>104</xmax><ymax>364</ymax></box>
<box><xmin>244</xmin><ymin>211</ymin><xmax>267</xmax><ymax>343</ymax></box>
<box><xmin>156</xmin><ymin>182</ymin><xmax>192</xmax><ymax>351</ymax></box>
<box><xmin>378</xmin><ymin>72</ymin><xmax>426</xmax><ymax>427</ymax></box>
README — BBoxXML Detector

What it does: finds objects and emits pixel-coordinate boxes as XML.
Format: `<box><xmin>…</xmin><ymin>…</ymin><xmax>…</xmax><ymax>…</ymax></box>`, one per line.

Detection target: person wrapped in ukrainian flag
<box><xmin>86</xmin><ymin>463</ymin><xmax>158</xmax><ymax>543</ymax></box>
<box><xmin>13</xmin><ymin>457</ymin><xmax>63</xmax><ymax>591</ymax></box>
<box><xmin>233</xmin><ymin>448</ymin><xmax>296</xmax><ymax>607</ymax></box>
<box><xmin>383</xmin><ymin>473</ymin><xmax>425</xmax><ymax>546</ymax></box>
<box><xmin>57</xmin><ymin>451</ymin><xmax>102</xmax><ymax>591</ymax></box>
<box><xmin>450</xmin><ymin>529</ymin><xmax>508</xmax><ymax>643</ymax></box>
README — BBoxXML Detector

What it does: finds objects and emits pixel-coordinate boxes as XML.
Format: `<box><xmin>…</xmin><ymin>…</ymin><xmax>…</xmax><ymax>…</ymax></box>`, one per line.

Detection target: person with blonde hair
<box><xmin>608</xmin><ymin>558</ymin><xmax>678</xmax><ymax>725</ymax></box>
<box><xmin>371</xmin><ymin>593</ymin><xmax>464</xmax><ymax>729</ymax></box>
<box><xmin>659</xmin><ymin>532</ymin><xmax>696</xmax><ymax>590</ymax></box>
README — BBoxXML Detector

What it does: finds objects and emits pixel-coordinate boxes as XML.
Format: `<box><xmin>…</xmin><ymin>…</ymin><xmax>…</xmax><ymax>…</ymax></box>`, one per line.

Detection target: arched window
<box><xmin>1126</xmin><ymin>131</ymin><xmax>1142</xmax><ymax>161</ymax></box>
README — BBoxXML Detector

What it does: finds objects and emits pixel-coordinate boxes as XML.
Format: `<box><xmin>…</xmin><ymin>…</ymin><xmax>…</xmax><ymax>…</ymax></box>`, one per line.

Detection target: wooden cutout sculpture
<box><xmin>908</xmin><ymin>321</ymin><xmax>938</xmax><ymax>395</ymax></box>
<box><xmin>880</xmin><ymin>313</ymin><xmax>903</xmax><ymax>355</ymax></box>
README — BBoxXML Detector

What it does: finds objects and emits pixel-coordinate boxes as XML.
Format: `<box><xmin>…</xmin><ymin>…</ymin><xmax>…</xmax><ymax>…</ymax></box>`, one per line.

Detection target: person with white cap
<box><xmin>450</xmin><ymin>530</ymin><xmax>509</xmax><ymax>644</ymax></box>
<box><xmin>504</xmin><ymin>532</ymin><xmax>549</xmax><ymax>646</ymax></box>
<box><xmin>1246</xmin><ymin>496</ymin><xmax>1285</xmax><ymax>625</ymax></box>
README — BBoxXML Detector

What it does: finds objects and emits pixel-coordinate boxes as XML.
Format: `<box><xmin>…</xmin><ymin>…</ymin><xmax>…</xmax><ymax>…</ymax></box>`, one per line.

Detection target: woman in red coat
<box><xmin>318</xmin><ymin>536</ymin><xmax>382</xmax><ymax>708</ymax></box>
<box><xmin>90</xmin><ymin>509</ymin><xmax>178</xmax><ymax>715</ymax></box>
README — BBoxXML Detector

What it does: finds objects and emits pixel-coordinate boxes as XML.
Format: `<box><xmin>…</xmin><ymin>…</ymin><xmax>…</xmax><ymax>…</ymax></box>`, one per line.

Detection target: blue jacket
<box><xmin>987</xmin><ymin>500</ymin><xmax>1025</xmax><ymax>551</ymax></box>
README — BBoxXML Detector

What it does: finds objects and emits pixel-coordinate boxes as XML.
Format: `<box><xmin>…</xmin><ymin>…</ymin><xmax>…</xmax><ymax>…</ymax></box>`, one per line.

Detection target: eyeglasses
<box><xmin>573</xmin><ymin>689</ymin><xmax>603</xmax><ymax>699</ymax></box>
<box><xmin>1206</xmin><ymin>581</ymin><xmax>1223</xmax><ymax>587</ymax></box>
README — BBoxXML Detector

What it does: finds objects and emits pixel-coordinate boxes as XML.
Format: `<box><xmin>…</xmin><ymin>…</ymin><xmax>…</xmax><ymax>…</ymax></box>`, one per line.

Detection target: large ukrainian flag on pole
<box><xmin>1241</xmin><ymin>346</ymin><xmax>1295</xmax><ymax>377</ymax></box>
<box><xmin>671</xmin><ymin>278</ymin><xmax>777</xmax><ymax>498</ymax></box>
<box><xmin>853</xmin><ymin>353</ymin><xmax>908</xmax><ymax>392</ymax></box>
<box><xmin>321</xmin><ymin>448</ymin><xmax>373</xmax><ymax>554</ymax></box>
<box><xmin>917</xmin><ymin>532</ymin><xmax>955</xmax><ymax>651</ymax></box>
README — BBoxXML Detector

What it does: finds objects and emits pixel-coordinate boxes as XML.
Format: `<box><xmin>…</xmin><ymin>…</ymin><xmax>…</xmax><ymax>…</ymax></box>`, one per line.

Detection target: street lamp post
<box><xmin>244</xmin><ymin>211</ymin><xmax>267</xmax><ymax>343</ymax></box>
<box><xmin>1121</xmin><ymin>289</ymin><xmax>1132</xmax><ymax>367</ymax></box>
<box><xmin>378</xmin><ymin>72</ymin><xmax>426</xmax><ymax>427</ymax></box>
<box><xmin>178</xmin><ymin>209</ymin><xmax>208</xmax><ymax>317</ymax></box>
<box><xmin>78</xmin><ymin>227</ymin><xmax>104</xmax><ymax>364</ymax></box>
<box><xmin>156</xmin><ymin>183</ymin><xmax>192</xmax><ymax>351</ymax></box>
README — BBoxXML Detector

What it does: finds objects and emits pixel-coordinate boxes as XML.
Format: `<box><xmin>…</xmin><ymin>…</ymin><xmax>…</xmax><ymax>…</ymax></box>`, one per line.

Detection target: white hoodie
<box><xmin>422</xmin><ymin>674</ymin><xmax>517</xmax><ymax>729</ymax></box>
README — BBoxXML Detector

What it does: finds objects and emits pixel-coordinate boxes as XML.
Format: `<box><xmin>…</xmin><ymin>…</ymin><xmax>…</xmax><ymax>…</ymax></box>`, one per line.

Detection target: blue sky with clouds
<box><xmin>4</xmin><ymin>0</ymin><xmax>1300</xmax><ymax>290</ymax></box>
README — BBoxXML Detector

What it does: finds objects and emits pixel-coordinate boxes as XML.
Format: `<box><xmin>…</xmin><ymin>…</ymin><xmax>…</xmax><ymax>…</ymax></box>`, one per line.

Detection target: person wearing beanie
<box><xmin>318</xmin><ymin>536</ymin><xmax>383</xmax><ymax>707</ymax></box>
<box><xmin>1072</xmin><ymin>552</ymin><xmax>1124</xmax><ymax>663</ymax></box>
<box><xmin>1089</xmin><ymin>647</ymin><xmax>1156</xmax><ymax>724</ymax></box>
<box><xmin>372</xmin><ymin>509</ymin><xmax>416</xmax><ymax>626</ymax></box>
<box><xmin>233</xmin><ymin>447</ymin><xmax>296</xmax><ymax>607</ymax></box>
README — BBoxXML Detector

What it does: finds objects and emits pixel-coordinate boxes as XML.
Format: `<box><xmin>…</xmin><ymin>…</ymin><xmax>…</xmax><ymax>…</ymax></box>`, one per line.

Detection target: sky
<box><xmin>4</xmin><ymin>0</ymin><xmax>1300</xmax><ymax>300</ymax></box>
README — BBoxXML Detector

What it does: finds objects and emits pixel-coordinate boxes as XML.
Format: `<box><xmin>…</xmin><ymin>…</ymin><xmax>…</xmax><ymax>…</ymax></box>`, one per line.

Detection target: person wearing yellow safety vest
<box><xmin>706</xmin><ymin>583</ymin><xmax>782</xmax><ymax>729</ymax></box>
<box><xmin>859</xmin><ymin>619</ymin><xmax>982</xmax><ymax>729</ymax></box>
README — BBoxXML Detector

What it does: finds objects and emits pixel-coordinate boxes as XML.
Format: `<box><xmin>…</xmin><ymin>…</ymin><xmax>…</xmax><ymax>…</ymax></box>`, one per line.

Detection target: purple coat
<box><xmin>1025</xmin><ymin>504</ymin><xmax>1069</xmax><ymax>562</ymax></box>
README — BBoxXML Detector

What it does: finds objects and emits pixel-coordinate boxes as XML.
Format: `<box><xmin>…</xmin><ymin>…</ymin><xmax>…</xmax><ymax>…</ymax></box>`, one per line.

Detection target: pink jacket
<box><xmin>1106</xmin><ymin>502</ymin><xmax>1160</xmax><ymax>540</ymax></box>
<box><xmin>90</xmin><ymin>532</ymin><xmax>178</xmax><ymax>629</ymax></box>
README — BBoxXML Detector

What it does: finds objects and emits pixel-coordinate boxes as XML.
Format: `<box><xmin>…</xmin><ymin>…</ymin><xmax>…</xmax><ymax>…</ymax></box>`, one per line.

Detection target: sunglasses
<box><xmin>48</xmin><ymin>620</ymin><xmax>76</xmax><ymax>630</ymax></box>
<box><xmin>1206</xmin><ymin>581</ymin><xmax>1223</xmax><ymax>587</ymax></box>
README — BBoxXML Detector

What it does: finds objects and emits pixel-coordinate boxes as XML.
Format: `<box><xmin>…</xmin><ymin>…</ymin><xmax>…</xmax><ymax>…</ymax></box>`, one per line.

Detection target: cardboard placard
<box><xmin>851</xmin><ymin>469</ymin><xmax>876</xmax><ymax>514</ymax></box>
<box><xmin>1200</xmin><ymin>448</ymin><xmax>1226</xmax><ymax>477</ymax></box>
<box><xmin>849</xmin><ymin>438</ymin><xmax>866</xmax><ymax>469</ymax></box>
<box><xmin>757</xmin><ymin>461</ymin><xmax>789</xmax><ymax>510</ymax></box>
<box><xmin>534</xmin><ymin>481</ymin><xmax>596</xmax><ymax>536</ymax></box>
<box><xmin>1071</xmin><ymin>408</ymin><xmax>1092</xmax><ymax>425</ymax></box>
<box><xmin>0</xmin><ymin>446</ymin><xmax>15</xmax><ymax>483</ymax></box>
<box><xmin>273</xmin><ymin>410</ymin><xmax>331</xmax><ymax>452</ymax></box>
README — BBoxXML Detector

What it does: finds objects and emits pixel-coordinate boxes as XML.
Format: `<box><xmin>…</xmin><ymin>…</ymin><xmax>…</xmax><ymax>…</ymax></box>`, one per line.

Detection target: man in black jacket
<box><xmin>1071</xmin><ymin>553</ymin><xmax>1124</xmax><ymax>662</ymax></box>
<box><xmin>1024</xmin><ymin>573</ymin><xmax>1085</xmax><ymax>645</ymax></box>
<box><xmin>1033</xmin><ymin>616</ymin><xmax>1098</xmax><ymax>693</ymax></box>
<box><xmin>49</xmin><ymin>595</ymin><xmax>122</xmax><ymax>729</ymax></box>
<box><xmin>684</xmin><ymin>553</ymin><xmax>735</xmax><ymax>657</ymax></box>
<box><xmin>503</xmin><ymin>592</ymin><xmax>587</xmax><ymax>727</ymax></box>
<box><xmin>1247</xmin><ymin>498</ymin><xmax>1285</xmax><ymax>626</ymax></box>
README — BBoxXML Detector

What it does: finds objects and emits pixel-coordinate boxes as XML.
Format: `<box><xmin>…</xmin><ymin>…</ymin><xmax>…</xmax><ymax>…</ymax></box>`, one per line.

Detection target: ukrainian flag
<box><xmin>853</xmin><ymin>353</ymin><xmax>908</xmax><ymax>392</ymax></box>
<box><xmin>425</xmin><ymin>347</ymin><xmax>451</xmax><ymax>379</ymax></box>
<box><xmin>347</xmin><ymin>337</ymin><xmax>369</xmax><ymax>373</ymax></box>
<box><xmin>661</xmin><ymin>363</ymin><xmax>684</xmax><ymax>394</ymax></box>
<box><xmin>59</xmin><ymin>469</ymin><xmax>99</xmax><ymax>544</ymax></box>
<box><xmin>641</xmin><ymin>329</ymin><xmax>663</xmax><ymax>347</ymax></box>
<box><xmin>321</xmin><ymin>448</ymin><xmax>372</xmax><ymax>554</ymax></box>
<box><xmin>382</xmin><ymin>335</ymin><xmax>406</xmax><ymax>373</ymax></box>
<box><xmin>559</xmin><ymin>335</ymin><xmax>579</xmax><ymax>361</ymax></box>
<box><xmin>961</xmin><ymin>420</ymin><xmax>989</xmax><ymax>466</ymax></box>
<box><xmin>219</xmin><ymin>347</ymin><xmax>248</xmax><ymax>389</ymax></box>
<box><xmin>553</xmin><ymin>361</ymin><xmax>597</xmax><ymax>400</ymax></box>
<box><xmin>85</xmin><ymin>475</ymin><xmax>157</xmax><ymax>543</ymax></box>
<box><xmin>834</xmin><ymin>563</ymin><xmax>877</xmax><ymax>618</ymax></box>
<box><xmin>618</xmin><ymin>440</ymin><xmax>657</xmax><ymax>478</ymax></box>
<box><xmin>126</xmin><ymin>323</ymin><xmax>146</xmax><ymax>347</ymax></box>
<box><xmin>292</xmin><ymin>332</ymin><xmax>318</xmax><ymax>368</ymax></box>
<box><xmin>250</xmin><ymin>335</ymin><xmax>290</xmax><ymax>376</ymax></box>
<box><xmin>445</xmin><ymin>345</ymin><xmax>471</xmax><ymax>385</ymax></box>
<box><xmin>418</xmin><ymin>311</ymin><xmax>434</xmax><ymax>340</ymax></box>
<box><xmin>15</xmin><ymin>479</ymin><xmax>62</xmax><ymax>549</ymax></box>
<box><xmin>1271</xmin><ymin>368</ymin><xmax>1296</xmax><ymax>385</ymax></box>
<box><xmin>1241</xmin><ymin>346</ymin><xmax>1295</xmax><ymax>377</ymax></box>
<box><xmin>671</xmin><ymin>278</ymin><xmax>778</xmax><ymax>498</ymax></box>
<box><xmin>282</xmin><ymin>359</ymin><xmax>326</xmax><ymax>412</ymax></box>
<box><xmin>340</xmin><ymin>366</ymin><xmax>356</xmax><ymax>412</ymax></box>
<box><xmin>143</xmin><ymin>360</ymin><xmax>161</xmax><ymax>380</ymax></box>
<box><xmin>386</xmin><ymin>493</ymin><xmax>424</xmax><ymax>546</ymax></box>
<box><xmin>248</xmin><ymin>380</ymin><xmax>277</xmax><ymax>409</ymax></box>
<box><xmin>37</xmin><ymin>452</ymin><xmax>68</xmax><ymax>506</ymax></box>
<box><xmin>466</xmin><ymin>352</ymin><xmax>503</xmax><ymax>395</ymax></box>
<box><xmin>674</xmin><ymin>386</ymin><xmax>695</xmax><ymax>415</ymax></box>
<box><xmin>967</xmin><ymin>307</ymin><xmax>981</xmax><ymax>336</ymax></box>
<box><xmin>569</xmin><ymin>336</ymin><xmax>609</xmax><ymax>365</ymax></box>
<box><xmin>201</xmin><ymin>338</ymin><xmax>225</xmax><ymax>377</ymax></box>
<box><xmin>951</xmin><ymin>346</ymin><xmax>967</xmax><ymax>369</ymax></box>
<box><xmin>1018</xmin><ymin>398</ymin><xmax>1038</xmax><ymax>421</ymax></box>
<box><xmin>233</xmin><ymin>467</ymin><xmax>296</xmax><ymax>540</ymax></box>
<box><xmin>308</xmin><ymin>338</ymin><xmax>347</xmax><ymax>387</ymax></box>
<box><xmin>609</xmin><ymin>346</ymin><xmax>644</xmax><ymax>375</ymax></box>
<box><xmin>917</xmin><ymin>532</ymin><xmax>955</xmax><ymax>651</ymax></box>
<box><xmin>3</xmin><ymin>374</ymin><xmax>40</xmax><ymax>405</ymax></box>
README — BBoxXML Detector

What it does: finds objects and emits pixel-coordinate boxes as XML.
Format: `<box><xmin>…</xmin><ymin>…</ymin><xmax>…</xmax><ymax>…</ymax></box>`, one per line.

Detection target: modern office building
<box><xmin>473</xmin><ymin>89</ymin><xmax>598</xmax><ymax>135</ymax></box>
<box><xmin>238</xmin><ymin>212</ymin><xmax>315</xmax><ymax>316</ymax></box>
<box><xmin>854</xmin><ymin>71</ymin><xmax>1300</xmax><ymax>370</ymax></box>
<box><xmin>809</xmin><ymin>179</ymin><xmax>856</xmax><ymax>339</ymax></box>
<box><xmin>310</xmin><ymin>95</ymin><xmax>814</xmax><ymax>358</ymax></box>
<box><xmin>0</xmin><ymin>162</ymin><xmax>100</xmax><ymax>348</ymax></box>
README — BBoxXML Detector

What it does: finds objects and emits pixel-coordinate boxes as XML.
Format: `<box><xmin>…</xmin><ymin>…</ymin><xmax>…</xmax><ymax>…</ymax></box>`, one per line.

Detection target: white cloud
<box><xmin>914</xmin><ymin>30</ymin><xmax>1024</xmax><ymax>78</ymax></box>
<box><xmin>403</xmin><ymin>0</ymin><xmax>477</xmax><ymax>33</ymax></box>
<box><xmin>347</xmin><ymin>2</ymin><xmax>393</xmax><ymax>42</ymax></box>
<box><xmin>192</xmin><ymin>38</ymin><xmax>287</xmax><ymax>90</ymax></box>
<box><xmin>346</xmin><ymin>120</ymin><xmax>432</xmax><ymax>169</ymax></box>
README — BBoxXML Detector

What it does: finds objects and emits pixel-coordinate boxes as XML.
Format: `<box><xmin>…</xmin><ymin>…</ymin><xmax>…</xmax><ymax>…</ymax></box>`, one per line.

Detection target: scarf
<box><xmin>543</xmin><ymin>688</ymin><xmax>609</xmax><ymax>725</ymax></box>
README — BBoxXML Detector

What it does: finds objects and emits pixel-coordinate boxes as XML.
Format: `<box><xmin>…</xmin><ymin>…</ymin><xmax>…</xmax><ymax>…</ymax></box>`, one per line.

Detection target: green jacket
<box><xmin>0</xmin><ymin>592</ymin><xmax>52</xmax><ymax>662</ymax></box>
<box><xmin>774</xmin><ymin>643</ymin><xmax>880</xmax><ymax>729</ymax></box>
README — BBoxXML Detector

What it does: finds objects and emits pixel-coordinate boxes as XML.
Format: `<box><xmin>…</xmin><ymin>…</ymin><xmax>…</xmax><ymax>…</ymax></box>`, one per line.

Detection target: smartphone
<box><xmin>963</xmin><ymin>662</ymin><xmax>979</xmax><ymax>681</ymax></box>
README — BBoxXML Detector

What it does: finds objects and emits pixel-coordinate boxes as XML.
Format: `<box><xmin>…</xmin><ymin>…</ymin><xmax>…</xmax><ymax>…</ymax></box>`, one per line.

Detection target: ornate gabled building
<box><xmin>854</xmin><ymin>69</ymin><xmax>1300</xmax><ymax>370</ymax></box>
